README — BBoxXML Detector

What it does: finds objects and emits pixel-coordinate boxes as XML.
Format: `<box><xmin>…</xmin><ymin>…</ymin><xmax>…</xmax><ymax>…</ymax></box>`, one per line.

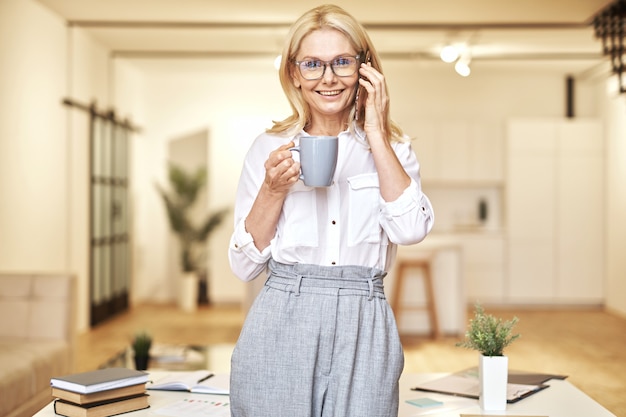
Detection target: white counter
<box><xmin>388</xmin><ymin>241</ymin><xmax>465</xmax><ymax>336</ymax></box>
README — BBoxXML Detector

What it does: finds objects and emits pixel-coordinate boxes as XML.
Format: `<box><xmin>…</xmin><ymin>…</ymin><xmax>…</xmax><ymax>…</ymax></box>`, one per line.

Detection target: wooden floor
<box><xmin>76</xmin><ymin>304</ymin><xmax>626</xmax><ymax>416</ymax></box>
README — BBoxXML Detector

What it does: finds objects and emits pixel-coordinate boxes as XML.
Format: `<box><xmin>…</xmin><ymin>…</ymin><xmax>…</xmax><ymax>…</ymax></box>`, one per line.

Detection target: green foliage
<box><xmin>156</xmin><ymin>163</ymin><xmax>229</xmax><ymax>273</ymax></box>
<box><xmin>131</xmin><ymin>331</ymin><xmax>152</xmax><ymax>356</ymax></box>
<box><xmin>456</xmin><ymin>303</ymin><xmax>520</xmax><ymax>357</ymax></box>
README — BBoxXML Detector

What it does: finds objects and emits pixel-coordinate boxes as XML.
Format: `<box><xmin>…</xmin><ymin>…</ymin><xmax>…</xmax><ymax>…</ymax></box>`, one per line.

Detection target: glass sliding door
<box><xmin>90</xmin><ymin>112</ymin><xmax>130</xmax><ymax>326</ymax></box>
<box><xmin>112</xmin><ymin>124</ymin><xmax>130</xmax><ymax>313</ymax></box>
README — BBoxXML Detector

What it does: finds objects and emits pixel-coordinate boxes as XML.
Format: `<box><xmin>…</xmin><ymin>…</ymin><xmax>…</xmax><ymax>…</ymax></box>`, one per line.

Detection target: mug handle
<box><xmin>288</xmin><ymin>146</ymin><xmax>304</xmax><ymax>182</ymax></box>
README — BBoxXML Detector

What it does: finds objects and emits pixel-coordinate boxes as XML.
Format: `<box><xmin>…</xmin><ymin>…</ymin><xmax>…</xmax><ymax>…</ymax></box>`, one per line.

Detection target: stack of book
<box><xmin>50</xmin><ymin>367</ymin><xmax>150</xmax><ymax>417</ymax></box>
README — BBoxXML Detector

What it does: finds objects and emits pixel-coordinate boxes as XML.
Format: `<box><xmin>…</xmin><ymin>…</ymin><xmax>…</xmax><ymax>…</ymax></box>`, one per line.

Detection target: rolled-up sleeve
<box><xmin>378</xmin><ymin>139</ymin><xmax>434</xmax><ymax>245</ymax></box>
<box><xmin>229</xmin><ymin>216</ymin><xmax>272</xmax><ymax>281</ymax></box>
<box><xmin>380</xmin><ymin>178</ymin><xmax>434</xmax><ymax>245</ymax></box>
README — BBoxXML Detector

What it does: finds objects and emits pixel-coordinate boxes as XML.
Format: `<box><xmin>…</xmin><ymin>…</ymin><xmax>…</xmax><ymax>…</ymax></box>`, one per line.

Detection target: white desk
<box><xmin>398</xmin><ymin>374</ymin><xmax>616</xmax><ymax>417</ymax></box>
<box><xmin>35</xmin><ymin>372</ymin><xmax>616</xmax><ymax>417</ymax></box>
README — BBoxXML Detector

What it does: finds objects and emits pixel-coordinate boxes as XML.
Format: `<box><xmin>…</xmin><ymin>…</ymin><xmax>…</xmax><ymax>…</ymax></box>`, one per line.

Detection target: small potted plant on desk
<box><xmin>456</xmin><ymin>303</ymin><xmax>520</xmax><ymax>411</ymax></box>
<box><xmin>131</xmin><ymin>331</ymin><xmax>153</xmax><ymax>371</ymax></box>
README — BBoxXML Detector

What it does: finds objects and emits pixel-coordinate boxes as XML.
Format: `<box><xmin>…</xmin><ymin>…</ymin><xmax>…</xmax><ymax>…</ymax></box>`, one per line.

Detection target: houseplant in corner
<box><xmin>456</xmin><ymin>303</ymin><xmax>520</xmax><ymax>411</ymax></box>
<box><xmin>131</xmin><ymin>331</ymin><xmax>153</xmax><ymax>371</ymax></box>
<box><xmin>156</xmin><ymin>163</ymin><xmax>228</xmax><ymax>311</ymax></box>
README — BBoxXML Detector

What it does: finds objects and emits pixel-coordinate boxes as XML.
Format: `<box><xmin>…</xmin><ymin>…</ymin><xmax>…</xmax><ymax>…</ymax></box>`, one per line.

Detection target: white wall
<box><xmin>387</xmin><ymin>61</ymin><xmax>599</xmax><ymax>123</ymax></box>
<box><xmin>0</xmin><ymin>0</ymin><xmax>68</xmax><ymax>270</ymax></box>
<box><xmin>603</xmin><ymin>79</ymin><xmax>626</xmax><ymax>317</ymax></box>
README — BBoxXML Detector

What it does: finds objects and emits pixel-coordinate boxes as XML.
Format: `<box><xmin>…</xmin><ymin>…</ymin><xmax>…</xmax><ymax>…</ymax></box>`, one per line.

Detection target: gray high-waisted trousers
<box><xmin>230</xmin><ymin>259</ymin><xmax>404</xmax><ymax>417</ymax></box>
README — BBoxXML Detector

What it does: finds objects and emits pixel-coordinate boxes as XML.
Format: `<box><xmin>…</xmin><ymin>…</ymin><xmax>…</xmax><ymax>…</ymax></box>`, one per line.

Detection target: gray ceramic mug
<box><xmin>290</xmin><ymin>136</ymin><xmax>338</xmax><ymax>187</ymax></box>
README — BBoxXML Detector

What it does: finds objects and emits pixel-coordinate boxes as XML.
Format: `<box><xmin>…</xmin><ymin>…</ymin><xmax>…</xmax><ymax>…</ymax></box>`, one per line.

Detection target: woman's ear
<box><xmin>292</xmin><ymin>73</ymin><xmax>301</xmax><ymax>88</ymax></box>
<box><xmin>289</xmin><ymin>64</ymin><xmax>301</xmax><ymax>88</ymax></box>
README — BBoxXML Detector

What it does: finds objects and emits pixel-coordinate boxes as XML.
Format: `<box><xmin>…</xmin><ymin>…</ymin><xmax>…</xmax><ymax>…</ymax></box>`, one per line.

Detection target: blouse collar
<box><xmin>296</xmin><ymin>122</ymin><xmax>369</xmax><ymax>149</ymax></box>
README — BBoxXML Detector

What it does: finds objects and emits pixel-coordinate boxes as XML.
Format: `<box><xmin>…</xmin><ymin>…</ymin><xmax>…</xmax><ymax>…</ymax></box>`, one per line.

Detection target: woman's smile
<box><xmin>317</xmin><ymin>89</ymin><xmax>343</xmax><ymax>96</ymax></box>
<box><xmin>316</xmin><ymin>89</ymin><xmax>346</xmax><ymax>100</ymax></box>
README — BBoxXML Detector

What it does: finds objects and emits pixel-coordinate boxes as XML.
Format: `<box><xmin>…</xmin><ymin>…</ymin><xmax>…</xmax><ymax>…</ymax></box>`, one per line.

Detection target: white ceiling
<box><xmin>35</xmin><ymin>0</ymin><xmax>614</xmax><ymax>74</ymax></box>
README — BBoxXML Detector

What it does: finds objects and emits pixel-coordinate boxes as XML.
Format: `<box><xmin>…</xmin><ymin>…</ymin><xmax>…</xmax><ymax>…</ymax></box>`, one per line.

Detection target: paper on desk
<box><xmin>461</xmin><ymin>415</ymin><xmax>549</xmax><ymax>417</ymax></box>
<box><xmin>406</xmin><ymin>399</ymin><xmax>473</xmax><ymax>416</ymax></box>
<box><xmin>404</xmin><ymin>394</ymin><xmax>475</xmax><ymax>416</ymax></box>
<box><xmin>155</xmin><ymin>398</ymin><xmax>230</xmax><ymax>417</ymax></box>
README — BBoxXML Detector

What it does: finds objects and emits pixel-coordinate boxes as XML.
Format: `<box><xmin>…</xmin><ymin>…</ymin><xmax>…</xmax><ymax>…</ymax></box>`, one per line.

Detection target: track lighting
<box><xmin>440</xmin><ymin>42</ymin><xmax>472</xmax><ymax>77</ymax></box>
<box><xmin>454</xmin><ymin>50</ymin><xmax>472</xmax><ymax>77</ymax></box>
<box><xmin>440</xmin><ymin>45</ymin><xmax>460</xmax><ymax>63</ymax></box>
<box><xmin>454</xmin><ymin>60</ymin><xmax>471</xmax><ymax>77</ymax></box>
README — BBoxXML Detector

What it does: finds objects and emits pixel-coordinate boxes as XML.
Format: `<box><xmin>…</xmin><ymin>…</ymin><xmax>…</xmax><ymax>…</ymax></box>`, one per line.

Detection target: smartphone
<box><xmin>355</xmin><ymin>51</ymin><xmax>371</xmax><ymax>120</ymax></box>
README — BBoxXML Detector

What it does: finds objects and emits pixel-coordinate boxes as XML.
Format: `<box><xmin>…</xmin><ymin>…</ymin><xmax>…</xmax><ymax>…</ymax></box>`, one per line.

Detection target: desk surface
<box><xmin>36</xmin><ymin>372</ymin><xmax>616</xmax><ymax>417</ymax></box>
<box><xmin>399</xmin><ymin>373</ymin><xmax>616</xmax><ymax>417</ymax></box>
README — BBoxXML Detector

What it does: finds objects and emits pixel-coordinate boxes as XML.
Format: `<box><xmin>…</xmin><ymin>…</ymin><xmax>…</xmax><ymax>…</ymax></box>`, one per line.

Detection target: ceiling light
<box><xmin>274</xmin><ymin>55</ymin><xmax>282</xmax><ymax>70</ymax></box>
<box><xmin>454</xmin><ymin>59</ymin><xmax>471</xmax><ymax>77</ymax></box>
<box><xmin>454</xmin><ymin>48</ymin><xmax>472</xmax><ymax>77</ymax></box>
<box><xmin>440</xmin><ymin>45</ymin><xmax>459</xmax><ymax>63</ymax></box>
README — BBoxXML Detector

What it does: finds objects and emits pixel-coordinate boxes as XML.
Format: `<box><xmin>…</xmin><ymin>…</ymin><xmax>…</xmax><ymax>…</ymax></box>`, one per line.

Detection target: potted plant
<box><xmin>156</xmin><ymin>163</ymin><xmax>228</xmax><ymax>311</ymax></box>
<box><xmin>456</xmin><ymin>303</ymin><xmax>520</xmax><ymax>411</ymax></box>
<box><xmin>131</xmin><ymin>331</ymin><xmax>153</xmax><ymax>371</ymax></box>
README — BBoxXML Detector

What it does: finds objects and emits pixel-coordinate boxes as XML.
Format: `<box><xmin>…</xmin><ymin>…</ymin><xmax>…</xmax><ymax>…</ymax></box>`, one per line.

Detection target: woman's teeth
<box><xmin>318</xmin><ymin>90</ymin><xmax>341</xmax><ymax>96</ymax></box>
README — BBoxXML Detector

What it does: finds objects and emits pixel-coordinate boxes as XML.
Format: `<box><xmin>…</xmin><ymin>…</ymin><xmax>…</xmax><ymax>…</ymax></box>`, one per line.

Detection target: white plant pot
<box><xmin>479</xmin><ymin>354</ymin><xmax>508</xmax><ymax>411</ymax></box>
<box><xmin>179</xmin><ymin>272</ymin><xmax>199</xmax><ymax>312</ymax></box>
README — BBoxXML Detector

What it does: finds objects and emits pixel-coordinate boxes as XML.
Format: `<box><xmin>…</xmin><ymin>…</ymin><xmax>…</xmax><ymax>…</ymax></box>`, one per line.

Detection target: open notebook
<box><xmin>148</xmin><ymin>370</ymin><xmax>229</xmax><ymax>395</ymax></box>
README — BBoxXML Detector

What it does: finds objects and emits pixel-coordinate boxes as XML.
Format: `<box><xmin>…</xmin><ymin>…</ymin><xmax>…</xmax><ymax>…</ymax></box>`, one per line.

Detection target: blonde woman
<box><xmin>228</xmin><ymin>4</ymin><xmax>434</xmax><ymax>416</ymax></box>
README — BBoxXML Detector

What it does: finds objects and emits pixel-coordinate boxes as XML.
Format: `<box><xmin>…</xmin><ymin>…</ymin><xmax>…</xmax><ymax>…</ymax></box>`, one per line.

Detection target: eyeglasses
<box><xmin>294</xmin><ymin>54</ymin><xmax>362</xmax><ymax>80</ymax></box>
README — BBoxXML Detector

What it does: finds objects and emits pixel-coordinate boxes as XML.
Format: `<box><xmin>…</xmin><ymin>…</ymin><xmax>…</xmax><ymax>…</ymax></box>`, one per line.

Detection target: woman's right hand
<box><xmin>262</xmin><ymin>141</ymin><xmax>300</xmax><ymax>195</ymax></box>
<box><xmin>245</xmin><ymin>141</ymin><xmax>300</xmax><ymax>251</ymax></box>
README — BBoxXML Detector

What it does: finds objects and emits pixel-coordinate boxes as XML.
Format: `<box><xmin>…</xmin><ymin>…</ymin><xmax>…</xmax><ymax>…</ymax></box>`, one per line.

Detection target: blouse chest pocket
<box><xmin>347</xmin><ymin>173</ymin><xmax>382</xmax><ymax>246</ymax></box>
<box><xmin>280</xmin><ymin>182</ymin><xmax>318</xmax><ymax>247</ymax></box>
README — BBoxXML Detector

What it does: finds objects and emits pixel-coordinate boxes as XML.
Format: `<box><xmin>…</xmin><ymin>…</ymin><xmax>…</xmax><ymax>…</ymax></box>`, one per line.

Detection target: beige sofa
<box><xmin>0</xmin><ymin>273</ymin><xmax>75</xmax><ymax>417</ymax></box>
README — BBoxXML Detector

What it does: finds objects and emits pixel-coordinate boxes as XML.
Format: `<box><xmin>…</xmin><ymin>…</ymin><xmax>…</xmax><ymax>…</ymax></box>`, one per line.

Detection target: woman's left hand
<box><xmin>358</xmin><ymin>61</ymin><xmax>411</xmax><ymax>201</ymax></box>
<box><xmin>358</xmin><ymin>63</ymin><xmax>389</xmax><ymax>140</ymax></box>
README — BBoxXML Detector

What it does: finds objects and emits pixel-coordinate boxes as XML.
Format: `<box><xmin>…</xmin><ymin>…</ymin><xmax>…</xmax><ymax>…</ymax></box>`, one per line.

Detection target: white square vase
<box><xmin>479</xmin><ymin>354</ymin><xmax>508</xmax><ymax>411</ymax></box>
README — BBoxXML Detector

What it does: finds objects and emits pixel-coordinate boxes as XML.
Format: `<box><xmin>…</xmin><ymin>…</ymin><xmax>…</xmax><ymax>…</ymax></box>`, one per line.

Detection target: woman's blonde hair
<box><xmin>267</xmin><ymin>4</ymin><xmax>404</xmax><ymax>142</ymax></box>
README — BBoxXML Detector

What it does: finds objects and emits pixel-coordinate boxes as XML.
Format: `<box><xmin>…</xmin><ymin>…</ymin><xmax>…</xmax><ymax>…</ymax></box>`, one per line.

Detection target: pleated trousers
<box><xmin>230</xmin><ymin>259</ymin><xmax>404</xmax><ymax>417</ymax></box>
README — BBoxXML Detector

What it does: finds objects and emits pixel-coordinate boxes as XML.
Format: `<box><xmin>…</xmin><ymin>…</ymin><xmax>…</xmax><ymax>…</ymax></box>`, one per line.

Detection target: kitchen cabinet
<box><xmin>413</xmin><ymin>120</ymin><xmax>503</xmax><ymax>184</ymax></box>
<box><xmin>555</xmin><ymin>122</ymin><xmax>604</xmax><ymax>302</ymax></box>
<box><xmin>506</xmin><ymin>118</ymin><xmax>604</xmax><ymax>304</ymax></box>
<box><xmin>461</xmin><ymin>234</ymin><xmax>506</xmax><ymax>303</ymax></box>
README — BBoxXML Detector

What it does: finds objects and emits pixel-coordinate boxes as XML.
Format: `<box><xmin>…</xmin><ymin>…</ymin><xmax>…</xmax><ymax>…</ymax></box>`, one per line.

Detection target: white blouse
<box><xmin>228</xmin><ymin>127</ymin><xmax>434</xmax><ymax>282</ymax></box>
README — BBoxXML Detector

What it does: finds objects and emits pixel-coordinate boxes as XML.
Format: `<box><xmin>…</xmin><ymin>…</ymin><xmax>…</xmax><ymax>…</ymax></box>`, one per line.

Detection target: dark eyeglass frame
<box><xmin>293</xmin><ymin>54</ymin><xmax>363</xmax><ymax>80</ymax></box>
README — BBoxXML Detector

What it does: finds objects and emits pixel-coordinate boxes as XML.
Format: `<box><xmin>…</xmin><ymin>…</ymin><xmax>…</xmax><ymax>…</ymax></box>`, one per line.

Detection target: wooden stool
<box><xmin>391</xmin><ymin>257</ymin><xmax>440</xmax><ymax>339</ymax></box>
